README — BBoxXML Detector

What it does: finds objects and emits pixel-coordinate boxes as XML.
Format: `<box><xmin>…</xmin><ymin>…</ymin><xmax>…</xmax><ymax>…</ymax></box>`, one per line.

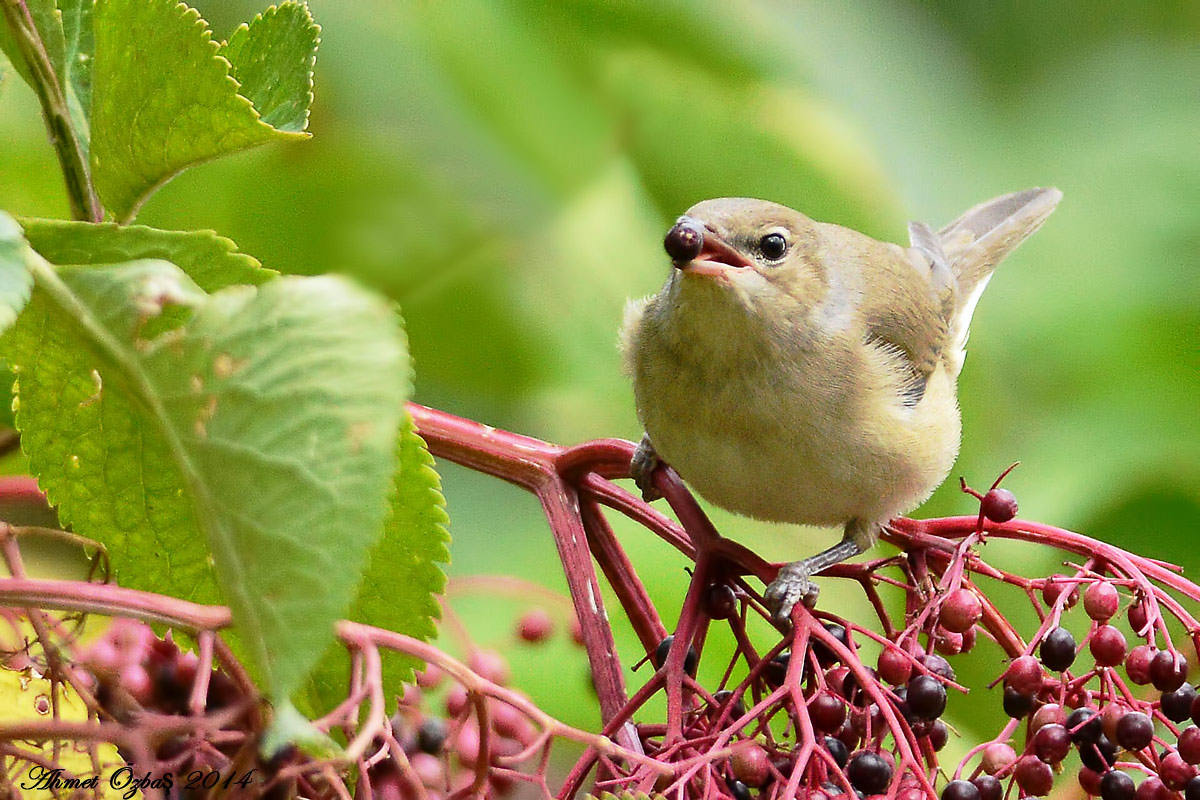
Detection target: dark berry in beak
<box><xmin>664</xmin><ymin>220</ymin><xmax>704</xmax><ymax>262</ymax></box>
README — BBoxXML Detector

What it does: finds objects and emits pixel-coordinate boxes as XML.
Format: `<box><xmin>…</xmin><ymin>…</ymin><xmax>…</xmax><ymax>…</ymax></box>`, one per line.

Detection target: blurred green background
<box><xmin>2</xmin><ymin>0</ymin><xmax>1198</xmax><ymax>769</ymax></box>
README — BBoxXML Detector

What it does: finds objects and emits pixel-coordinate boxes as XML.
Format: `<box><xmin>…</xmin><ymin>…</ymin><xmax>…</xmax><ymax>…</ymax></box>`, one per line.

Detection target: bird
<box><xmin>620</xmin><ymin>188</ymin><xmax>1062</xmax><ymax>622</ymax></box>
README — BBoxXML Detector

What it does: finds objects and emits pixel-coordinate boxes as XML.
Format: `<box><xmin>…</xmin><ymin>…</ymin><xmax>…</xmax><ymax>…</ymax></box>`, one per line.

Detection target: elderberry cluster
<box><xmin>976</xmin><ymin>573</ymin><xmax>1200</xmax><ymax>800</ymax></box>
<box><xmin>371</xmin><ymin>608</ymin><xmax>569</xmax><ymax>799</ymax></box>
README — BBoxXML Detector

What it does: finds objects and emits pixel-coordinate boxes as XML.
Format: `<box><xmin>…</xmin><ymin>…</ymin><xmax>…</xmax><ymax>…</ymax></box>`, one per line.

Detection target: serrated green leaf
<box><xmin>0</xmin><ymin>213</ymin><xmax>34</xmax><ymax>338</ymax></box>
<box><xmin>218</xmin><ymin>2</ymin><xmax>318</xmax><ymax>133</ymax></box>
<box><xmin>90</xmin><ymin>0</ymin><xmax>315</xmax><ymax>222</ymax></box>
<box><xmin>1</xmin><ymin>221</ymin><xmax>272</xmax><ymax>620</ymax></box>
<box><xmin>17</xmin><ymin>218</ymin><xmax>276</xmax><ymax>290</ymax></box>
<box><xmin>303</xmin><ymin>405</ymin><xmax>449</xmax><ymax>712</ymax></box>
<box><xmin>6</xmin><ymin>257</ymin><xmax>410</xmax><ymax>700</ymax></box>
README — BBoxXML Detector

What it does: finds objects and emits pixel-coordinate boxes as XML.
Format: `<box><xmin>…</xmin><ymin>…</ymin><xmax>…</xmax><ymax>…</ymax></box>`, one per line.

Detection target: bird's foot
<box><xmin>764</xmin><ymin>561</ymin><xmax>820</xmax><ymax>625</ymax></box>
<box><xmin>630</xmin><ymin>434</ymin><xmax>663</xmax><ymax>502</ymax></box>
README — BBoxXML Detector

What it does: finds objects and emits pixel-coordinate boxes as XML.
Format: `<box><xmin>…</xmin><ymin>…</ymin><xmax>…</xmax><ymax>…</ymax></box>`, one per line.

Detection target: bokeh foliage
<box><xmin>2</xmin><ymin>0</ymin><xmax>1197</xmax><ymax>761</ymax></box>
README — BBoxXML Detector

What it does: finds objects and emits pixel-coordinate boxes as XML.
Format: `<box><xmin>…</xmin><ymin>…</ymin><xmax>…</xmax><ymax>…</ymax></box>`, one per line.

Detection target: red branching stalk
<box><xmin>0</xmin><ymin>403</ymin><xmax>1198</xmax><ymax>800</ymax></box>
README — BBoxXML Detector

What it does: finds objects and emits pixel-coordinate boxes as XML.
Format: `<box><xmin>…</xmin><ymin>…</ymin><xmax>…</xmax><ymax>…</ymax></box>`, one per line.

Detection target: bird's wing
<box><xmin>936</xmin><ymin>187</ymin><xmax>1062</xmax><ymax>371</ymax></box>
<box><xmin>858</xmin><ymin>236</ymin><xmax>952</xmax><ymax>406</ymax></box>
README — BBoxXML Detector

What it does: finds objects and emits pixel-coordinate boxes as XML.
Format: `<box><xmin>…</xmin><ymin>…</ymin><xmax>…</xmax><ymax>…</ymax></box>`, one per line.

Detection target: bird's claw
<box><xmin>765</xmin><ymin>562</ymin><xmax>820</xmax><ymax>625</ymax></box>
<box><xmin>630</xmin><ymin>435</ymin><xmax>663</xmax><ymax>502</ymax></box>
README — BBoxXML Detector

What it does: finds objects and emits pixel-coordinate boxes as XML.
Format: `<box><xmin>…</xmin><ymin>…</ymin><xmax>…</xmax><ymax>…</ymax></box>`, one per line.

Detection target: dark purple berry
<box><xmin>726</xmin><ymin>778</ymin><xmax>751</xmax><ymax>800</ymax></box>
<box><xmin>927</xmin><ymin>719</ymin><xmax>948</xmax><ymax>751</ymax></box>
<box><xmin>972</xmin><ymin>775</ymin><xmax>1002</xmax><ymax>800</ymax></box>
<box><xmin>941</xmin><ymin>779</ymin><xmax>980</xmax><ymax>800</ymax></box>
<box><xmin>1115</xmin><ymin>711</ymin><xmax>1154</xmax><ymax>751</ymax></box>
<box><xmin>1162</xmin><ymin>683</ymin><xmax>1198</xmax><ymax>722</ymax></box>
<box><xmin>417</xmin><ymin>717</ymin><xmax>447</xmax><ymax>754</ymax></box>
<box><xmin>1039</xmin><ymin>626</ymin><xmax>1077</xmax><ymax>672</ymax></box>
<box><xmin>981</xmin><ymin>488</ymin><xmax>1018</xmax><ymax>522</ymax></box>
<box><xmin>906</xmin><ymin>675</ymin><xmax>947</xmax><ymax>720</ymax></box>
<box><xmin>846</xmin><ymin>751</ymin><xmax>892</xmax><ymax>795</ymax></box>
<box><xmin>1186</xmin><ymin>776</ymin><xmax>1200</xmax><ymax>800</ymax></box>
<box><xmin>920</xmin><ymin>653</ymin><xmax>956</xmax><ymax>681</ymax></box>
<box><xmin>1078</xmin><ymin>735</ymin><xmax>1117</xmax><ymax>773</ymax></box>
<box><xmin>811</xmin><ymin>693</ymin><xmax>847</xmax><ymax>732</ymax></box>
<box><xmin>1067</xmin><ymin>707</ymin><xmax>1102</xmax><ymax>743</ymax></box>
<box><xmin>1090</xmin><ymin>625</ymin><xmax>1127</xmax><ymax>667</ymax></box>
<box><xmin>823</xmin><ymin>736</ymin><xmax>849</xmax><ymax>769</ymax></box>
<box><xmin>764</xmin><ymin>652</ymin><xmax>789</xmax><ymax>688</ymax></box>
<box><xmin>712</xmin><ymin>690</ymin><xmax>746</xmax><ymax>721</ymax></box>
<box><xmin>813</xmin><ymin>623</ymin><xmax>849</xmax><ymax>667</ymax></box>
<box><xmin>1151</xmin><ymin>650</ymin><xmax>1189</xmax><ymax>692</ymax></box>
<box><xmin>704</xmin><ymin>584</ymin><xmax>737</xmax><ymax>620</ymax></box>
<box><xmin>840</xmin><ymin>667</ymin><xmax>876</xmax><ymax>708</ymax></box>
<box><xmin>1100</xmin><ymin>771</ymin><xmax>1135</xmax><ymax>800</ymax></box>
<box><xmin>1032</xmin><ymin>723</ymin><xmax>1071</xmax><ymax>763</ymax></box>
<box><xmin>1003</xmin><ymin>687</ymin><xmax>1035</xmax><ymax>719</ymax></box>
<box><xmin>654</xmin><ymin>635</ymin><xmax>698</xmax><ymax>676</ymax></box>
<box><xmin>664</xmin><ymin>221</ymin><xmax>704</xmax><ymax>262</ymax></box>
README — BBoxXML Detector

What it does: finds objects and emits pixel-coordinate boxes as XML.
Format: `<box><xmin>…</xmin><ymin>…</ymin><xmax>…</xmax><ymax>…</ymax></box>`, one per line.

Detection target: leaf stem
<box><xmin>0</xmin><ymin>0</ymin><xmax>101</xmax><ymax>222</ymax></box>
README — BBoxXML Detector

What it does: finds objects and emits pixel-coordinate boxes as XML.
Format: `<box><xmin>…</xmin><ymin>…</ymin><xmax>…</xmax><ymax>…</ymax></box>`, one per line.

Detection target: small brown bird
<box><xmin>620</xmin><ymin>188</ymin><xmax>1061</xmax><ymax>621</ymax></box>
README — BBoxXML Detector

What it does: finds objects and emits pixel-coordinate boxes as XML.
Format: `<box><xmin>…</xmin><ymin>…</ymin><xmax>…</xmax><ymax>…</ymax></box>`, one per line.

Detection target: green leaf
<box><xmin>7</xmin><ymin>257</ymin><xmax>410</xmax><ymax>700</ymax></box>
<box><xmin>23</xmin><ymin>0</ymin><xmax>67</xmax><ymax>91</ymax></box>
<box><xmin>1</xmin><ymin>220</ymin><xmax>272</xmax><ymax>621</ymax></box>
<box><xmin>90</xmin><ymin>0</ymin><xmax>316</xmax><ymax>222</ymax></box>
<box><xmin>59</xmin><ymin>0</ymin><xmax>94</xmax><ymax>149</ymax></box>
<box><xmin>0</xmin><ymin>213</ymin><xmax>34</xmax><ymax>338</ymax></box>
<box><xmin>17</xmin><ymin>218</ymin><xmax>276</xmax><ymax>290</ymax></box>
<box><xmin>218</xmin><ymin>2</ymin><xmax>319</xmax><ymax>133</ymax></box>
<box><xmin>262</xmin><ymin>700</ymin><xmax>339</xmax><ymax>759</ymax></box>
<box><xmin>303</xmin><ymin>405</ymin><xmax>450</xmax><ymax>712</ymax></box>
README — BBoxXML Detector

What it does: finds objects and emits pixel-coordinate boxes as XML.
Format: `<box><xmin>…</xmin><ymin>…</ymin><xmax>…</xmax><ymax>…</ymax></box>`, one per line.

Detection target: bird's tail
<box><xmin>938</xmin><ymin>187</ymin><xmax>1062</xmax><ymax>369</ymax></box>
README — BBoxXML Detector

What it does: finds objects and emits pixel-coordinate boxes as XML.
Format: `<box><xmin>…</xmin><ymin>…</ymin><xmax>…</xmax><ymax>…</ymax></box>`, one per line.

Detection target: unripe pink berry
<box><xmin>1126</xmin><ymin>645</ymin><xmax>1156</xmax><ymax>685</ymax></box>
<box><xmin>877</xmin><ymin>647</ymin><xmax>912</xmax><ymax>685</ymax></box>
<box><xmin>1084</xmin><ymin>581</ymin><xmax>1120</xmax><ymax>621</ymax></box>
<box><xmin>416</xmin><ymin>664</ymin><xmax>444</xmax><ymax>689</ymax></box>
<box><xmin>1030</xmin><ymin>703</ymin><xmax>1065</xmax><ymax>735</ymax></box>
<box><xmin>1042</xmin><ymin>574</ymin><xmax>1079</xmax><ymax>608</ymax></box>
<box><xmin>732</xmin><ymin>744</ymin><xmax>771</xmax><ymax>787</ymax></box>
<box><xmin>981</xmin><ymin>743</ymin><xmax>1016</xmax><ymax>775</ymax></box>
<box><xmin>1005</xmin><ymin>655</ymin><xmax>1045</xmax><ymax>695</ymax></box>
<box><xmin>469</xmin><ymin>649</ymin><xmax>511</xmax><ymax>685</ymax></box>
<box><xmin>940</xmin><ymin>588</ymin><xmax>983</xmax><ymax>633</ymax></box>
<box><xmin>1014</xmin><ymin>755</ymin><xmax>1053</xmax><ymax>796</ymax></box>
<box><xmin>981</xmin><ymin>488</ymin><xmax>1018</xmax><ymax>523</ymax></box>
<box><xmin>517</xmin><ymin>609</ymin><xmax>554</xmax><ymax>643</ymax></box>
<box><xmin>1160</xmin><ymin>751</ymin><xmax>1195</xmax><ymax>790</ymax></box>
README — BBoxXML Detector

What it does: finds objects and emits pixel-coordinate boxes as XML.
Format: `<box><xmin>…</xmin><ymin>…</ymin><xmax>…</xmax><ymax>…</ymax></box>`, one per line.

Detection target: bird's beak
<box><xmin>668</xmin><ymin>217</ymin><xmax>754</xmax><ymax>277</ymax></box>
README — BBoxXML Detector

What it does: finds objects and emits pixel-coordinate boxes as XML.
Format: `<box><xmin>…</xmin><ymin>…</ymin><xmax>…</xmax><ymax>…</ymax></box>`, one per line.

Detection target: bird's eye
<box><xmin>759</xmin><ymin>232</ymin><xmax>788</xmax><ymax>261</ymax></box>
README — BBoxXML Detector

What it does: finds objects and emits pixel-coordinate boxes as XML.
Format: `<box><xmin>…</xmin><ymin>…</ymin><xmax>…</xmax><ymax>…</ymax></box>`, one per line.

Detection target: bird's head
<box><xmin>662</xmin><ymin>198</ymin><xmax>826</xmax><ymax>322</ymax></box>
